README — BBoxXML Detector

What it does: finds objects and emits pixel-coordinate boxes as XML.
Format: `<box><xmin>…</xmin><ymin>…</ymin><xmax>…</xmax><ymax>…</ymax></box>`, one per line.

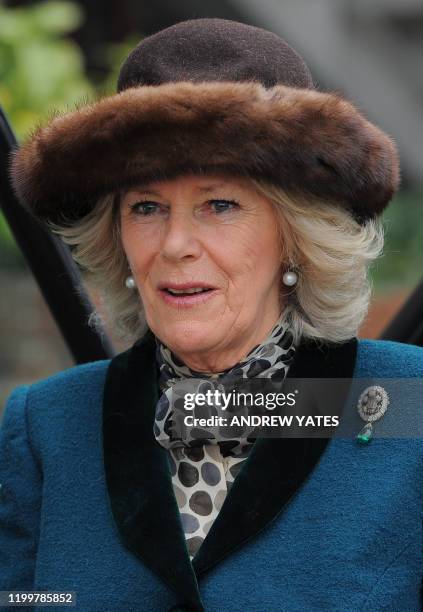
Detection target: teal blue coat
<box><xmin>0</xmin><ymin>330</ymin><xmax>422</xmax><ymax>611</ymax></box>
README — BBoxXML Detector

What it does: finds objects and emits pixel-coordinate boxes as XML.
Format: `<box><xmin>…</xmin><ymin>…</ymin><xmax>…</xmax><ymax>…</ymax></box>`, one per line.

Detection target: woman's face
<box><xmin>120</xmin><ymin>173</ymin><xmax>284</xmax><ymax>372</ymax></box>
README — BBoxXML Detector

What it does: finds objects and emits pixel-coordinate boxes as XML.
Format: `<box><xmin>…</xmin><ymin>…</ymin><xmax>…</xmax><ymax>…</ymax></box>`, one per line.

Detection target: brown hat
<box><xmin>8</xmin><ymin>17</ymin><xmax>400</xmax><ymax>226</ymax></box>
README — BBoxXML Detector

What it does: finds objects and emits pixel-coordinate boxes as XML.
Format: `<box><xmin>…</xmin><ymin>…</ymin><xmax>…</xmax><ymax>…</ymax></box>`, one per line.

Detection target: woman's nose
<box><xmin>160</xmin><ymin>213</ymin><xmax>202</xmax><ymax>261</ymax></box>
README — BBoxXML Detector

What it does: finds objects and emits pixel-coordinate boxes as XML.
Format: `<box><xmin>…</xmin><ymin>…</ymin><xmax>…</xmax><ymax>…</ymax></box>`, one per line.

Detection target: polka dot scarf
<box><xmin>153</xmin><ymin>311</ymin><xmax>296</xmax><ymax>560</ymax></box>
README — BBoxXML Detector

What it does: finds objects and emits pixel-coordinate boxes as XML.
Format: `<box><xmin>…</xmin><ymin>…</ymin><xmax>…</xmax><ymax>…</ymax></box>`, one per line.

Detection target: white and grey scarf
<box><xmin>153</xmin><ymin>310</ymin><xmax>296</xmax><ymax>560</ymax></box>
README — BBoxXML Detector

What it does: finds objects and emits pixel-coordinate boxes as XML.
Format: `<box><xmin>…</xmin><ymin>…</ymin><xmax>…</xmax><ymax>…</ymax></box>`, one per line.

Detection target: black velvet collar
<box><xmin>102</xmin><ymin>329</ymin><xmax>358</xmax><ymax>611</ymax></box>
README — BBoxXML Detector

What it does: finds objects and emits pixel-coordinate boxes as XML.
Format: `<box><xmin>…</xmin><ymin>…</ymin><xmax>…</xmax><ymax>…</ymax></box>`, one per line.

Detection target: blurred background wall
<box><xmin>1</xmin><ymin>0</ymin><xmax>422</xmax><ymax>411</ymax></box>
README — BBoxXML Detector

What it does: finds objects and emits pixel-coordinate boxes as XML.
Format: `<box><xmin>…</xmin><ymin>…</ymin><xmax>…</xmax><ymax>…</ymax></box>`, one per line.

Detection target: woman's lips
<box><xmin>158</xmin><ymin>288</ymin><xmax>218</xmax><ymax>308</ymax></box>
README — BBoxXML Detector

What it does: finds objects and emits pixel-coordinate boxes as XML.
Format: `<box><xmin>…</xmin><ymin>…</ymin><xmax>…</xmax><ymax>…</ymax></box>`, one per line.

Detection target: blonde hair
<box><xmin>47</xmin><ymin>178</ymin><xmax>384</xmax><ymax>346</ymax></box>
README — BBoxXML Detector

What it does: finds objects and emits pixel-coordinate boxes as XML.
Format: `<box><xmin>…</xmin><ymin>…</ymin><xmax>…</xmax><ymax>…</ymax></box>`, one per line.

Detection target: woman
<box><xmin>1</xmin><ymin>17</ymin><xmax>422</xmax><ymax>612</ymax></box>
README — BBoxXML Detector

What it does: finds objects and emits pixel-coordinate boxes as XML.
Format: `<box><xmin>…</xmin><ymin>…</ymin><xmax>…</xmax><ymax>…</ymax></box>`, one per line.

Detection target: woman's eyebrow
<box><xmin>133</xmin><ymin>182</ymin><xmax>227</xmax><ymax>197</ymax></box>
<box><xmin>136</xmin><ymin>189</ymin><xmax>161</xmax><ymax>196</ymax></box>
<box><xmin>197</xmin><ymin>183</ymin><xmax>226</xmax><ymax>193</ymax></box>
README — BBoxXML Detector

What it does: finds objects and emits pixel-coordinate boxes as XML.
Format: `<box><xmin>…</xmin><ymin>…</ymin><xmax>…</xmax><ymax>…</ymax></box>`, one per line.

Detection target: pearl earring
<box><xmin>282</xmin><ymin>270</ymin><xmax>298</xmax><ymax>286</ymax></box>
<box><xmin>125</xmin><ymin>275</ymin><xmax>136</xmax><ymax>289</ymax></box>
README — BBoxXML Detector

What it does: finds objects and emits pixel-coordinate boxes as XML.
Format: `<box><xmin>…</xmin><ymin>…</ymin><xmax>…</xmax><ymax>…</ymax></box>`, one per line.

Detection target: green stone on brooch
<box><xmin>356</xmin><ymin>422</ymin><xmax>373</xmax><ymax>444</ymax></box>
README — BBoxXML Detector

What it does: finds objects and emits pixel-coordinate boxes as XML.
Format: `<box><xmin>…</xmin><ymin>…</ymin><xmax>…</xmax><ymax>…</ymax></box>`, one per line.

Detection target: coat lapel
<box><xmin>102</xmin><ymin>328</ymin><xmax>358</xmax><ymax>609</ymax></box>
<box><xmin>192</xmin><ymin>335</ymin><xmax>358</xmax><ymax>577</ymax></box>
<box><xmin>102</xmin><ymin>328</ymin><xmax>204</xmax><ymax>610</ymax></box>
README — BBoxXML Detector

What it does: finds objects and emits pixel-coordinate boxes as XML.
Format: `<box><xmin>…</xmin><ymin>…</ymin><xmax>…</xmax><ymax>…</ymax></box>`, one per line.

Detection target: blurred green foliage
<box><xmin>371</xmin><ymin>190</ymin><xmax>423</xmax><ymax>292</ymax></box>
<box><xmin>0</xmin><ymin>0</ymin><xmax>93</xmax><ymax>266</ymax></box>
<box><xmin>0</xmin><ymin>0</ymin><xmax>94</xmax><ymax>139</ymax></box>
<box><xmin>0</xmin><ymin>0</ymin><xmax>141</xmax><ymax>267</ymax></box>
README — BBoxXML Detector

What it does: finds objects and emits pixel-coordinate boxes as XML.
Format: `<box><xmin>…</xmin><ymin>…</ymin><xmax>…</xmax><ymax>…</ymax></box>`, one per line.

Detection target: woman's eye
<box><xmin>209</xmin><ymin>199</ymin><xmax>240</xmax><ymax>214</ymax></box>
<box><xmin>129</xmin><ymin>201</ymin><xmax>160</xmax><ymax>215</ymax></box>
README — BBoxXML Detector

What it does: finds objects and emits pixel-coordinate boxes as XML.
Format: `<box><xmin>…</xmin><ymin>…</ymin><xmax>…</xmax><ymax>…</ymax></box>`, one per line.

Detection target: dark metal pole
<box><xmin>0</xmin><ymin>105</ymin><xmax>115</xmax><ymax>363</ymax></box>
<box><xmin>379</xmin><ymin>279</ymin><xmax>423</xmax><ymax>347</ymax></box>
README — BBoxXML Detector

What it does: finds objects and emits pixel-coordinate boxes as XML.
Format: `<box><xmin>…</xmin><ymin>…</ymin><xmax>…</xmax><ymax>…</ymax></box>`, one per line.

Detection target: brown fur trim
<box><xmin>8</xmin><ymin>81</ymin><xmax>400</xmax><ymax>225</ymax></box>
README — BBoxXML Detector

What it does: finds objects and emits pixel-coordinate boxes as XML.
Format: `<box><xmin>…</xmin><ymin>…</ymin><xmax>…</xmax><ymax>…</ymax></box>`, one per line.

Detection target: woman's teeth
<box><xmin>167</xmin><ymin>287</ymin><xmax>210</xmax><ymax>295</ymax></box>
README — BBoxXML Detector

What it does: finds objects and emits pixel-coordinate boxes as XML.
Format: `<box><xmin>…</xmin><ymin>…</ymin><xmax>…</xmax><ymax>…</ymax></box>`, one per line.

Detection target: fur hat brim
<box><xmin>8</xmin><ymin>80</ymin><xmax>400</xmax><ymax>225</ymax></box>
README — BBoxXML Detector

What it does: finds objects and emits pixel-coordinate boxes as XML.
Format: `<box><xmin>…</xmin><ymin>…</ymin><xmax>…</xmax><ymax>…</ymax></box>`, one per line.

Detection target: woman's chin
<box><xmin>153</xmin><ymin>321</ymin><xmax>223</xmax><ymax>360</ymax></box>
